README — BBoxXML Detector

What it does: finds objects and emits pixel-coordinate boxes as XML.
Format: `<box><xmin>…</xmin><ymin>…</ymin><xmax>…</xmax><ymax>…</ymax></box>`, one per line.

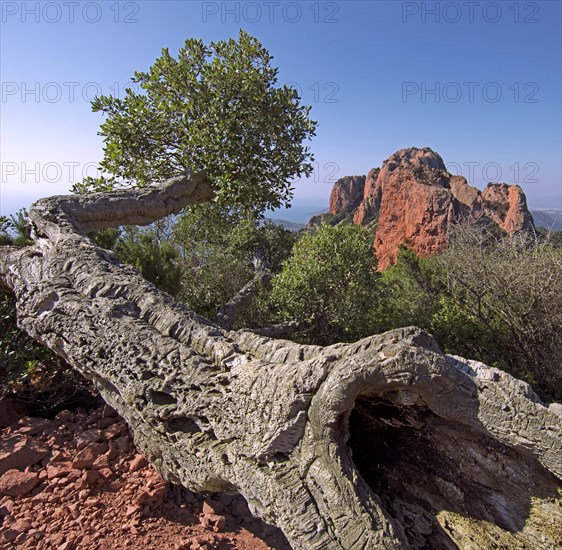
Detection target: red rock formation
<box><xmin>482</xmin><ymin>183</ymin><xmax>535</xmax><ymax>233</ymax></box>
<box><xmin>450</xmin><ymin>175</ymin><xmax>482</xmax><ymax>216</ymax></box>
<box><xmin>353</xmin><ymin>168</ymin><xmax>381</xmax><ymax>224</ymax></box>
<box><xmin>323</xmin><ymin>147</ymin><xmax>535</xmax><ymax>270</ymax></box>
<box><xmin>328</xmin><ymin>175</ymin><xmax>366</xmax><ymax>215</ymax></box>
<box><xmin>374</xmin><ymin>150</ymin><xmax>454</xmax><ymax>269</ymax></box>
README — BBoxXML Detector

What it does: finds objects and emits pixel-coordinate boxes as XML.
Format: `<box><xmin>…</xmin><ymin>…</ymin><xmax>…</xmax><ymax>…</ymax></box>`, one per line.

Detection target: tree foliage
<box><xmin>172</xmin><ymin>205</ymin><xmax>297</xmax><ymax>320</ymax></box>
<box><xmin>75</xmin><ymin>31</ymin><xmax>316</xmax><ymax>213</ymax></box>
<box><xmin>90</xmin><ymin>221</ymin><xmax>181</xmax><ymax>296</ymax></box>
<box><xmin>0</xmin><ymin>209</ymin><xmax>32</xmax><ymax>247</ymax></box>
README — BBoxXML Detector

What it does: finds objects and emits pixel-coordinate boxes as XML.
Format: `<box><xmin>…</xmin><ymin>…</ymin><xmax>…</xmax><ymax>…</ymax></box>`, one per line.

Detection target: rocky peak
<box><xmin>321</xmin><ymin>147</ymin><xmax>535</xmax><ymax>270</ymax></box>
<box><xmin>379</xmin><ymin>147</ymin><xmax>446</xmax><ymax>177</ymax></box>
<box><xmin>482</xmin><ymin>183</ymin><xmax>535</xmax><ymax>233</ymax></box>
<box><xmin>353</xmin><ymin>168</ymin><xmax>381</xmax><ymax>225</ymax></box>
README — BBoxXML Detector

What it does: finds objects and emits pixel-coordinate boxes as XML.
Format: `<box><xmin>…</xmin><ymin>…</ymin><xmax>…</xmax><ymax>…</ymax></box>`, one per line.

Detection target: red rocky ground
<box><xmin>0</xmin><ymin>403</ymin><xmax>290</xmax><ymax>549</ymax></box>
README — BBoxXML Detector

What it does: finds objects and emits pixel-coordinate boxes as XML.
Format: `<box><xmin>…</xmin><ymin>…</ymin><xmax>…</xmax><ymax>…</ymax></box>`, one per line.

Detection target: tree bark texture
<box><xmin>1</xmin><ymin>174</ymin><xmax>561</xmax><ymax>549</ymax></box>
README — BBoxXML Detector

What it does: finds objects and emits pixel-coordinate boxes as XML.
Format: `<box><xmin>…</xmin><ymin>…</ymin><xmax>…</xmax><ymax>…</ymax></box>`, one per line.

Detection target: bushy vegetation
<box><xmin>0</xmin><ymin>210</ymin><xmax>32</xmax><ymax>247</ymax></box>
<box><xmin>171</xmin><ymin>206</ymin><xmax>294</xmax><ymax>318</ymax></box>
<box><xmin>432</xmin><ymin>225</ymin><xmax>562</xmax><ymax>398</ymax></box>
<box><xmin>91</xmin><ymin>220</ymin><xmax>183</xmax><ymax>297</ymax></box>
<box><xmin>376</xmin><ymin>226</ymin><xmax>562</xmax><ymax>400</ymax></box>
<box><xmin>258</xmin><ymin>221</ymin><xmax>561</xmax><ymax>400</ymax></box>
<box><xmin>270</xmin><ymin>224</ymin><xmax>380</xmax><ymax>344</ymax></box>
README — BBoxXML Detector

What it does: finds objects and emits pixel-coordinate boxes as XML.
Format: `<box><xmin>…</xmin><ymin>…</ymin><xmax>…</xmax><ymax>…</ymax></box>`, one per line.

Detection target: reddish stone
<box><xmin>0</xmin><ymin>499</ymin><xmax>13</xmax><ymax>517</ymax></box>
<box><xmin>72</xmin><ymin>442</ymin><xmax>108</xmax><ymax>469</ymax></box>
<box><xmin>0</xmin><ymin>469</ymin><xmax>40</xmax><ymax>497</ymax></box>
<box><xmin>450</xmin><ymin>175</ymin><xmax>482</xmax><ymax>214</ymax></box>
<box><xmin>0</xmin><ymin>434</ymin><xmax>49</xmax><ymax>475</ymax></box>
<box><xmin>3</xmin><ymin>529</ymin><xmax>18</xmax><ymax>542</ymax></box>
<box><xmin>125</xmin><ymin>505</ymin><xmax>140</xmax><ymax>517</ymax></box>
<box><xmin>0</xmin><ymin>398</ymin><xmax>27</xmax><ymax>429</ymax></box>
<box><xmin>74</xmin><ymin>429</ymin><xmax>104</xmax><ymax>450</ymax></box>
<box><xmin>102</xmin><ymin>422</ymin><xmax>126</xmax><ymax>440</ymax></box>
<box><xmin>328</xmin><ymin>175</ymin><xmax>366</xmax><ymax>215</ymax></box>
<box><xmin>353</xmin><ymin>167</ymin><xmax>382</xmax><ymax>225</ymax></box>
<box><xmin>482</xmin><ymin>182</ymin><xmax>534</xmax><ymax>233</ymax></box>
<box><xmin>92</xmin><ymin>453</ymin><xmax>111</xmax><ymax>470</ymax></box>
<box><xmin>46</xmin><ymin>461</ymin><xmax>73</xmax><ymax>479</ymax></box>
<box><xmin>202</xmin><ymin>501</ymin><xmax>221</xmax><ymax>515</ymax></box>
<box><xmin>97</xmin><ymin>467</ymin><xmax>113</xmax><ymax>480</ymax></box>
<box><xmin>138</xmin><ymin>484</ymin><xmax>168</xmax><ymax>509</ymax></box>
<box><xmin>200</xmin><ymin>513</ymin><xmax>226</xmax><ymax>532</ymax></box>
<box><xmin>12</xmin><ymin>417</ymin><xmax>54</xmax><ymax>436</ymax></box>
<box><xmin>96</xmin><ymin>417</ymin><xmax>116</xmax><ymax>429</ymax></box>
<box><xmin>74</xmin><ymin>478</ymin><xmax>88</xmax><ymax>491</ymax></box>
<box><xmin>49</xmin><ymin>451</ymin><xmax>67</xmax><ymax>463</ymax></box>
<box><xmin>54</xmin><ymin>410</ymin><xmax>75</xmax><ymax>423</ymax></box>
<box><xmin>82</xmin><ymin>470</ymin><xmax>99</xmax><ymax>485</ymax></box>
<box><xmin>129</xmin><ymin>454</ymin><xmax>147</xmax><ymax>472</ymax></box>
<box><xmin>107</xmin><ymin>447</ymin><xmax>119</xmax><ymax>461</ymax></box>
<box><xmin>115</xmin><ymin>435</ymin><xmax>132</xmax><ymax>453</ymax></box>
<box><xmin>374</xmin><ymin>159</ymin><xmax>453</xmax><ymax>269</ymax></box>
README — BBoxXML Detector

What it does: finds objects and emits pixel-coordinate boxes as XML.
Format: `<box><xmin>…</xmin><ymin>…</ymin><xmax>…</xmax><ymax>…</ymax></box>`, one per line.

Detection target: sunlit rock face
<box><xmin>324</xmin><ymin>147</ymin><xmax>535</xmax><ymax>269</ymax></box>
<box><xmin>328</xmin><ymin>175</ymin><xmax>366</xmax><ymax>215</ymax></box>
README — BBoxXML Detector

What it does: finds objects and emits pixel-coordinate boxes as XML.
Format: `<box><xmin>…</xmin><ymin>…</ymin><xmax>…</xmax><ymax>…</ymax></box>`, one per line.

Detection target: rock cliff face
<box><xmin>324</xmin><ymin>147</ymin><xmax>535</xmax><ymax>269</ymax></box>
<box><xmin>481</xmin><ymin>182</ymin><xmax>535</xmax><ymax>233</ymax></box>
<box><xmin>328</xmin><ymin>175</ymin><xmax>366</xmax><ymax>214</ymax></box>
<box><xmin>353</xmin><ymin>168</ymin><xmax>381</xmax><ymax>225</ymax></box>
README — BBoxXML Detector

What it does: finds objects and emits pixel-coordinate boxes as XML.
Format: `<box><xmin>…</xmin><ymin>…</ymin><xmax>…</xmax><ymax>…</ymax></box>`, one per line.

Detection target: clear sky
<box><xmin>1</xmin><ymin>0</ymin><xmax>561</xmax><ymax>221</ymax></box>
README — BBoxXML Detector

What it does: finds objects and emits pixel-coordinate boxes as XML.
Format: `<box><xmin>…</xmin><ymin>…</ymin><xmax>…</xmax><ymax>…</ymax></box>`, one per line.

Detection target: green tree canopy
<box><xmin>75</xmin><ymin>30</ymin><xmax>316</xmax><ymax>213</ymax></box>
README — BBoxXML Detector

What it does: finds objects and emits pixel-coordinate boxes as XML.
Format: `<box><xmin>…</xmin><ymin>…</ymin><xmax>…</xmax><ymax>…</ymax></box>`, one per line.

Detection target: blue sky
<box><xmin>1</xmin><ymin>0</ymin><xmax>561</xmax><ymax>221</ymax></box>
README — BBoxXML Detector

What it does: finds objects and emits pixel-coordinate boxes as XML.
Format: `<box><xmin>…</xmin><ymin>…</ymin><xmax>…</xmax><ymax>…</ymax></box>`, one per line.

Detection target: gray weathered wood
<box><xmin>1</xmin><ymin>174</ymin><xmax>561</xmax><ymax>549</ymax></box>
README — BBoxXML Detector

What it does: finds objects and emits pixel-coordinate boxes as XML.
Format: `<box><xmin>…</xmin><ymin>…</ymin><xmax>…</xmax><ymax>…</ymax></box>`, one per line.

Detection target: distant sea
<box><xmin>265</xmin><ymin>205</ymin><xmax>327</xmax><ymax>224</ymax></box>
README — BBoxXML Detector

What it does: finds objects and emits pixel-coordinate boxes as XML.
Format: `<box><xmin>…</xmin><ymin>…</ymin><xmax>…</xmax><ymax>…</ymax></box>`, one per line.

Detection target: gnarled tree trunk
<box><xmin>1</xmin><ymin>174</ymin><xmax>561</xmax><ymax>549</ymax></box>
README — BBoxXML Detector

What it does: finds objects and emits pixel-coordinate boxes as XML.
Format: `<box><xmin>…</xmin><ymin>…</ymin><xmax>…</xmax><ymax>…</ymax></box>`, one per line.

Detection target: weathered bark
<box><xmin>1</xmin><ymin>173</ymin><xmax>561</xmax><ymax>549</ymax></box>
<box><xmin>249</xmin><ymin>320</ymin><xmax>301</xmax><ymax>338</ymax></box>
<box><xmin>215</xmin><ymin>251</ymin><xmax>271</xmax><ymax>330</ymax></box>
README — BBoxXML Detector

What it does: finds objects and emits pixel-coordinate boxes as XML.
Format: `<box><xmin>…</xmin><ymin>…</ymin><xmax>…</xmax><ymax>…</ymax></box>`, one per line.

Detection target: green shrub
<box><xmin>171</xmin><ymin>205</ymin><xmax>297</xmax><ymax>321</ymax></box>
<box><xmin>271</xmin><ymin>223</ymin><xmax>380</xmax><ymax>344</ymax></box>
<box><xmin>377</xmin><ymin>226</ymin><xmax>561</xmax><ymax>401</ymax></box>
